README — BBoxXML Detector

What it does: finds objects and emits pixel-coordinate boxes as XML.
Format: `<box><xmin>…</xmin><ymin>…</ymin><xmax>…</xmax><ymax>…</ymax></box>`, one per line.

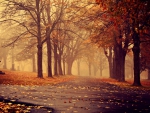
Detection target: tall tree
<box><xmin>0</xmin><ymin>0</ymin><xmax>45</xmax><ymax>77</ymax></box>
<box><xmin>0</xmin><ymin>0</ymin><xmax>65</xmax><ymax>78</ymax></box>
<box><xmin>95</xmin><ymin>0</ymin><xmax>150</xmax><ymax>86</ymax></box>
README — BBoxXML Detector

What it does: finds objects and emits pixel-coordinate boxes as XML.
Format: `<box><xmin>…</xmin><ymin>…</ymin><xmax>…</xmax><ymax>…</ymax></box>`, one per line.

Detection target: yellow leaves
<box><xmin>0</xmin><ymin>102</ymin><xmax>28</xmax><ymax>113</ymax></box>
<box><xmin>0</xmin><ymin>102</ymin><xmax>53</xmax><ymax>113</ymax></box>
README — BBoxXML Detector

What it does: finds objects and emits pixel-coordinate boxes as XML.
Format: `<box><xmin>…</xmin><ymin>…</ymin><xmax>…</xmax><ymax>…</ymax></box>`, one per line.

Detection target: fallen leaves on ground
<box><xmin>127</xmin><ymin>79</ymin><xmax>150</xmax><ymax>87</ymax></box>
<box><xmin>0</xmin><ymin>102</ymin><xmax>31</xmax><ymax>113</ymax></box>
<box><xmin>94</xmin><ymin>77</ymin><xmax>150</xmax><ymax>89</ymax></box>
<box><xmin>0</xmin><ymin>102</ymin><xmax>52</xmax><ymax>113</ymax></box>
<box><xmin>0</xmin><ymin>70</ymin><xmax>76</xmax><ymax>86</ymax></box>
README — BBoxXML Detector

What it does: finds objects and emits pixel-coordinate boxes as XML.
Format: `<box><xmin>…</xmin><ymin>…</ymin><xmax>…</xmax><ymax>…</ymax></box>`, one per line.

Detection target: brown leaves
<box><xmin>0</xmin><ymin>70</ymin><xmax>76</xmax><ymax>86</ymax></box>
<box><xmin>91</xmin><ymin>77</ymin><xmax>150</xmax><ymax>89</ymax></box>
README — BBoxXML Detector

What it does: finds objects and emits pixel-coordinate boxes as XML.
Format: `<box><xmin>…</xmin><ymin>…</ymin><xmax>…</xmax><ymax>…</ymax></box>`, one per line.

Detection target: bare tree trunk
<box><xmin>112</xmin><ymin>56</ymin><xmax>116</xmax><ymax>79</ymax></box>
<box><xmin>108</xmin><ymin>47</ymin><xmax>113</xmax><ymax>78</ymax></box>
<box><xmin>46</xmin><ymin>28</ymin><xmax>52</xmax><ymax>77</ymax></box>
<box><xmin>89</xmin><ymin>62</ymin><xmax>91</xmax><ymax>76</ymax></box>
<box><xmin>118</xmin><ymin>37</ymin><xmax>125</xmax><ymax>82</ymax></box>
<box><xmin>58</xmin><ymin>53</ymin><xmax>63</xmax><ymax>75</ymax></box>
<box><xmin>113</xmin><ymin>33</ymin><xmax>126</xmax><ymax>82</ymax></box>
<box><xmin>63</xmin><ymin>59</ymin><xmax>66</xmax><ymax>75</ymax></box>
<box><xmin>46</xmin><ymin>1</ymin><xmax>52</xmax><ymax>77</ymax></box>
<box><xmin>132</xmin><ymin>31</ymin><xmax>141</xmax><ymax>86</ymax></box>
<box><xmin>54</xmin><ymin>40</ymin><xmax>58</xmax><ymax>75</ymax></box>
<box><xmin>99</xmin><ymin>52</ymin><xmax>102</xmax><ymax>76</ymax></box>
<box><xmin>11</xmin><ymin>45</ymin><xmax>15</xmax><ymax>71</ymax></box>
<box><xmin>3</xmin><ymin>56</ymin><xmax>7</xmax><ymax>69</ymax></box>
<box><xmin>100</xmin><ymin>67</ymin><xmax>103</xmax><ymax>76</ymax></box>
<box><xmin>37</xmin><ymin>44</ymin><xmax>43</xmax><ymax>78</ymax></box>
<box><xmin>148</xmin><ymin>68</ymin><xmax>150</xmax><ymax>80</ymax></box>
<box><xmin>120</xmin><ymin>35</ymin><xmax>129</xmax><ymax>81</ymax></box>
<box><xmin>67</xmin><ymin>61</ymin><xmax>73</xmax><ymax>75</ymax></box>
<box><xmin>36</xmin><ymin>0</ymin><xmax>43</xmax><ymax>78</ymax></box>
<box><xmin>104</xmin><ymin>47</ymin><xmax>113</xmax><ymax>78</ymax></box>
<box><xmin>93</xmin><ymin>66</ymin><xmax>97</xmax><ymax>76</ymax></box>
<box><xmin>77</xmin><ymin>59</ymin><xmax>80</xmax><ymax>76</ymax></box>
<box><xmin>121</xmin><ymin>54</ymin><xmax>126</xmax><ymax>81</ymax></box>
<box><xmin>32</xmin><ymin>53</ymin><xmax>36</xmax><ymax>72</ymax></box>
<box><xmin>43</xmin><ymin>0</ymin><xmax>53</xmax><ymax>77</ymax></box>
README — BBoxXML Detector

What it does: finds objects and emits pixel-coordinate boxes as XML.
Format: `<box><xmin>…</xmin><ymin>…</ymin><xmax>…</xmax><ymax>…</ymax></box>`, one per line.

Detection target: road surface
<box><xmin>0</xmin><ymin>77</ymin><xmax>150</xmax><ymax>113</ymax></box>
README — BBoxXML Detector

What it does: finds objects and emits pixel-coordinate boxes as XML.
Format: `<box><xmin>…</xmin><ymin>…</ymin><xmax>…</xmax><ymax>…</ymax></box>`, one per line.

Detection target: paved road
<box><xmin>0</xmin><ymin>77</ymin><xmax>150</xmax><ymax>113</ymax></box>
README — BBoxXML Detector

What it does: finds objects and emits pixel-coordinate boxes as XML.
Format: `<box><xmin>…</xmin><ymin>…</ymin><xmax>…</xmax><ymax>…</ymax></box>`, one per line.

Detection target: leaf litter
<box><xmin>0</xmin><ymin>70</ymin><xmax>76</xmax><ymax>112</ymax></box>
<box><xmin>0</xmin><ymin>70</ymin><xmax>76</xmax><ymax>86</ymax></box>
<box><xmin>0</xmin><ymin>70</ymin><xmax>150</xmax><ymax>112</ymax></box>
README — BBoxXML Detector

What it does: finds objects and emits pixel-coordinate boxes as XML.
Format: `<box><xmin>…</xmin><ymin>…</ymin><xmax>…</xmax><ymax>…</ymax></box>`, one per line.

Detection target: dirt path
<box><xmin>0</xmin><ymin>77</ymin><xmax>150</xmax><ymax>113</ymax></box>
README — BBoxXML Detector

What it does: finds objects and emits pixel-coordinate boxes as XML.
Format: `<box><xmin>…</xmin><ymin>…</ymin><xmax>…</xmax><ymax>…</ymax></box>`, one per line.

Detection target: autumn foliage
<box><xmin>0</xmin><ymin>70</ymin><xmax>76</xmax><ymax>86</ymax></box>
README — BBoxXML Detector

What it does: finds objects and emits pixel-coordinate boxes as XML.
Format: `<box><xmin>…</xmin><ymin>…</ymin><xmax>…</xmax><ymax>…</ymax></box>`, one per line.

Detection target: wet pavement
<box><xmin>0</xmin><ymin>77</ymin><xmax>150</xmax><ymax>113</ymax></box>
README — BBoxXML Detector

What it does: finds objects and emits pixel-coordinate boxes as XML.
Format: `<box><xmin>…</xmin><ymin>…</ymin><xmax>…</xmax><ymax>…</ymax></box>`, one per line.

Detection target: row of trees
<box><xmin>0</xmin><ymin>0</ymin><xmax>106</xmax><ymax>78</ymax></box>
<box><xmin>0</xmin><ymin>0</ymin><xmax>149</xmax><ymax>86</ymax></box>
<box><xmin>0</xmin><ymin>0</ymin><xmax>84</xmax><ymax>77</ymax></box>
<box><xmin>91</xmin><ymin>0</ymin><xmax>150</xmax><ymax>86</ymax></box>
<box><xmin>66</xmin><ymin>0</ymin><xmax>150</xmax><ymax>85</ymax></box>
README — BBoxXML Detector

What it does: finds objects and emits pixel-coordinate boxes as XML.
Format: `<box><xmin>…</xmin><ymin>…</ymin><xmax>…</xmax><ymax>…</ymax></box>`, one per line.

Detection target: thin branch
<box><xmin>0</xmin><ymin>19</ymin><xmax>38</xmax><ymax>38</ymax></box>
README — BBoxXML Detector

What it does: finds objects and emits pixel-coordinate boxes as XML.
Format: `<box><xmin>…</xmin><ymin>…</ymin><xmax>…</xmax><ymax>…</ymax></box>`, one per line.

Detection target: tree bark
<box><xmin>104</xmin><ymin>47</ymin><xmax>113</xmax><ymax>78</ymax></box>
<box><xmin>88</xmin><ymin>62</ymin><xmax>91</xmax><ymax>76</ymax></box>
<box><xmin>113</xmin><ymin>32</ymin><xmax>126</xmax><ymax>82</ymax></box>
<box><xmin>67</xmin><ymin>60</ymin><xmax>73</xmax><ymax>75</ymax></box>
<box><xmin>58</xmin><ymin>53</ymin><xmax>63</xmax><ymax>75</ymax></box>
<box><xmin>116</xmin><ymin>46</ymin><xmax>121</xmax><ymax>81</ymax></box>
<box><xmin>11</xmin><ymin>46</ymin><xmax>15</xmax><ymax>71</ymax></box>
<box><xmin>120</xmin><ymin>52</ymin><xmax>126</xmax><ymax>82</ymax></box>
<box><xmin>32</xmin><ymin>53</ymin><xmax>36</xmax><ymax>72</ymax></box>
<box><xmin>77</xmin><ymin>59</ymin><xmax>80</xmax><ymax>76</ymax></box>
<box><xmin>148</xmin><ymin>68</ymin><xmax>150</xmax><ymax>80</ymax></box>
<box><xmin>54</xmin><ymin>40</ymin><xmax>58</xmax><ymax>75</ymax></box>
<box><xmin>63</xmin><ymin>58</ymin><xmax>66</xmax><ymax>75</ymax></box>
<box><xmin>36</xmin><ymin>0</ymin><xmax>43</xmax><ymax>78</ymax></box>
<box><xmin>108</xmin><ymin>47</ymin><xmax>113</xmax><ymax>78</ymax></box>
<box><xmin>3</xmin><ymin>56</ymin><xmax>7</xmax><ymax>69</ymax></box>
<box><xmin>93</xmin><ymin>65</ymin><xmax>97</xmax><ymax>76</ymax></box>
<box><xmin>132</xmin><ymin>31</ymin><xmax>141</xmax><ymax>86</ymax></box>
<box><xmin>46</xmin><ymin>0</ymin><xmax>53</xmax><ymax>77</ymax></box>
<box><xmin>112</xmin><ymin>58</ymin><xmax>116</xmax><ymax>79</ymax></box>
<box><xmin>108</xmin><ymin>58</ymin><xmax>113</xmax><ymax>78</ymax></box>
<box><xmin>46</xmin><ymin>28</ymin><xmax>53</xmax><ymax>77</ymax></box>
<box><xmin>100</xmin><ymin>67</ymin><xmax>103</xmax><ymax>76</ymax></box>
<box><xmin>37</xmin><ymin>44</ymin><xmax>43</xmax><ymax>78</ymax></box>
<box><xmin>118</xmin><ymin>37</ymin><xmax>125</xmax><ymax>82</ymax></box>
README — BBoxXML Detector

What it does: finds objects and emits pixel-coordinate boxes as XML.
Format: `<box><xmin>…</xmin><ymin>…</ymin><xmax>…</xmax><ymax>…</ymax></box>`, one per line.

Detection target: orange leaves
<box><xmin>100</xmin><ymin>3</ymin><xmax>107</xmax><ymax>11</ymax></box>
<box><xmin>102</xmin><ymin>14</ymin><xmax>107</xmax><ymax>19</ymax></box>
<box><xmin>95</xmin><ymin>0</ymin><xmax>108</xmax><ymax>11</ymax></box>
<box><xmin>0</xmin><ymin>70</ymin><xmax>77</xmax><ymax>86</ymax></box>
<box><xmin>95</xmin><ymin>0</ymin><xmax>101</xmax><ymax>4</ymax></box>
